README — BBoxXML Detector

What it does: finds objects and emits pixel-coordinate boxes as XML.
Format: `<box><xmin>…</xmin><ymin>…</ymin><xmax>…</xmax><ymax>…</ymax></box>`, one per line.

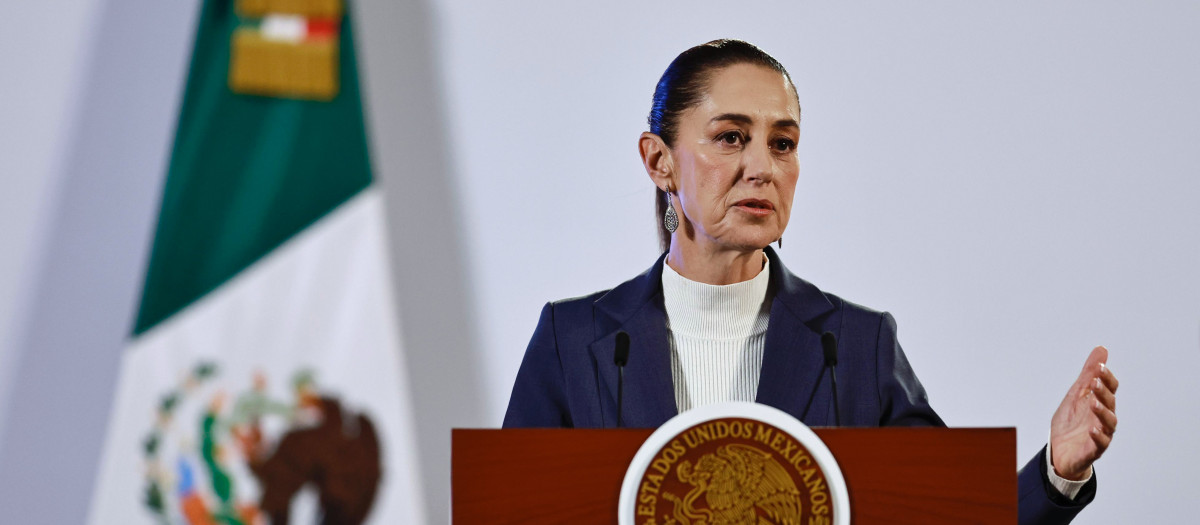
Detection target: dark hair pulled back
<box><xmin>650</xmin><ymin>39</ymin><xmax>796</xmax><ymax>253</ymax></box>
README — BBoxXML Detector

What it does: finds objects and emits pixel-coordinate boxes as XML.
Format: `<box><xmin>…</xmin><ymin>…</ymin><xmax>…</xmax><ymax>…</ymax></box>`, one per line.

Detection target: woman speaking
<box><xmin>503</xmin><ymin>40</ymin><xmax>1117</xmax><ymax>525</ymax></box>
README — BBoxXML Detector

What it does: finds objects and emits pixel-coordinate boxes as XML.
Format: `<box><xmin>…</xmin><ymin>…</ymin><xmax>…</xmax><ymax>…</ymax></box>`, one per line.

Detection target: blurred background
<box><xmin>1</xmin><ymin>0</ymin><xmax>1197</xmax><ymax>523</ymax></box>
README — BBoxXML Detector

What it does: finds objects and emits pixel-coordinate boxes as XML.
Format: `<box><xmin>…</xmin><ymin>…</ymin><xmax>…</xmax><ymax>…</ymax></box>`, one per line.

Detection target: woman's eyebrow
<box><xmin>710</xmin><ymin>113</ymin><xmax>753</xmax><ymax>125</ymax></box>
<box><xmin>709</xmin><ymin>113</ymin><xmax>799</xmax><ymax>130</ymax></box>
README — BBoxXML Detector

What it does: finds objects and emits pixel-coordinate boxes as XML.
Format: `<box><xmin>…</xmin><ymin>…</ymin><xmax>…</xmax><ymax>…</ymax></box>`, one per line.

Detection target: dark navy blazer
<box><xmin>504</xmin><ymin>247</ymin><xmax>1094</xmax><ymax>524</ymax></box>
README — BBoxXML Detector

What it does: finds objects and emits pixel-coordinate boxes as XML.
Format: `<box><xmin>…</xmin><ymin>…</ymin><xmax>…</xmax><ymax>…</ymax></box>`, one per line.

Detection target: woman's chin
<box><xmin>683</xmin><ymin>223</ymin><xmax>783</xmax><ymax>253</ymax></box>
<box><xmin>719</xmin><ymin>234</ymin><xmax>780</xmax><ymax>252</ymax></box>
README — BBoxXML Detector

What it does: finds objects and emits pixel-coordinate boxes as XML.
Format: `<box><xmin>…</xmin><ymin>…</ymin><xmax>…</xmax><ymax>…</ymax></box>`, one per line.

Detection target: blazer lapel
<box><xmin>586</xmin><ymin>248</ymin><xmax>837</xmax><ymax>428</ymax></box>
<box><xmin>588</xmin><ymin>254</ymin><xmax>678</xmax><ymax>428</ymax></box>
<box><xmin>754</xmin><ymin>247</ymin><xmax>838</xmax><ymax>425</ymax></box>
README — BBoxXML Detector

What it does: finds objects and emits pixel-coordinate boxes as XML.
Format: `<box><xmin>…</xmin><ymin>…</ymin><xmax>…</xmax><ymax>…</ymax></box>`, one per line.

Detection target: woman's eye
<box><xmin>773</xmin><ymin>138</ymin><xmax>796</xmax><ymax>152</ymax></box>
<box><xmin>717</xmin><ymin>131</ymin><xmax>744</xmax><ymax>146</ymax></box>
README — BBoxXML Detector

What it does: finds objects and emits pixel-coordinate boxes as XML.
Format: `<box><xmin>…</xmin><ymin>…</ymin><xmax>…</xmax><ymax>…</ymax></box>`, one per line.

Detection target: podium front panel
<box><xmin>452</xmin><ymin>427</ymin><xmax>1015</xmax><ymax>524</ymax></box>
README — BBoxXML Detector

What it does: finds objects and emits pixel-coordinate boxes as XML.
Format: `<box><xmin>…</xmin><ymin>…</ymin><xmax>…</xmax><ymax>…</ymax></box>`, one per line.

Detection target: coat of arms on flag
<box><xmin>141</xmin><ymin>364</ymin><xmax>382</xmax><ymax>524</ymax></box>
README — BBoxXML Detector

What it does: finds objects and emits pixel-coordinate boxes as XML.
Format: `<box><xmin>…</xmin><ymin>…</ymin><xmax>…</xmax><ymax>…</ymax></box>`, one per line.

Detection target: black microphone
<box><xmin>821</xmin><ymin>331</ymin><xmax>842</xmax><ymax>427</ymax></box>
<box><xmin>614</xmin><ymin>331</ymin><xmax>631</xmax><ymax>428</ymax></box>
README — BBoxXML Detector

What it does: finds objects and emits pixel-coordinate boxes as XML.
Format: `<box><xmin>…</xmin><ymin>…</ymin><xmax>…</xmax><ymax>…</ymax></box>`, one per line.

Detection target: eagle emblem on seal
<box><xmin>663</xmin><ymin>443</ymin><xmax>802</xmax><ymax>525</ymax></box>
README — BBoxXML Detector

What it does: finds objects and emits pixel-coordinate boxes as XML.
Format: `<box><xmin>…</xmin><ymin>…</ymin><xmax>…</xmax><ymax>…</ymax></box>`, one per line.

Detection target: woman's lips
<box><xmin>733</xmin><ymin>199</ymin><xmax>774</xmax><ymax>217</ymax></box>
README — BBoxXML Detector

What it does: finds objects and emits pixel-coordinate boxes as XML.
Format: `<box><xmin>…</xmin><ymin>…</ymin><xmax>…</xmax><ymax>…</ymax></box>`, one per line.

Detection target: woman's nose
<box><xmin>742</xmin><ymin>143</ymin><xmax>775</xmax><ymax>184</ymax></box>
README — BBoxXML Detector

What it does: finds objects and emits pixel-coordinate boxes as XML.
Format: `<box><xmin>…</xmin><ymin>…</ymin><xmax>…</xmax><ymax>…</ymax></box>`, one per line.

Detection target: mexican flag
<box><xmin>88</xmin><ymin>0</ymin><xmax>424</xmax><ymax>523</ymax></box>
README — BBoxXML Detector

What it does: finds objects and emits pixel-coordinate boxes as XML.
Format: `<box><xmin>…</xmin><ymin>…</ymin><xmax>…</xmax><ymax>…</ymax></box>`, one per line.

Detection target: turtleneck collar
<box><xmin>661</xmin><ymin>253</ymin><xmax>772</xmax><ymax>340</ymax></box>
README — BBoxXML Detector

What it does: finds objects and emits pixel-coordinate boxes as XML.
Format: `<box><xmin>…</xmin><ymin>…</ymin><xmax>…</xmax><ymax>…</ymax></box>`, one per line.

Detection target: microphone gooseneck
<box><xmin>821</xmin><ymin>331</ymin><xmax>842</xmax><ymax>427</ymax></box>
<box><xmin>614</xmin><ymin>331</ymin><xmax>631</xmax><ymax>428</ymax></box>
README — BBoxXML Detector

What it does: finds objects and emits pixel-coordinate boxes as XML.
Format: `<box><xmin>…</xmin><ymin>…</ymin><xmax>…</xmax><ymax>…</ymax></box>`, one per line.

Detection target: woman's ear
<box><xmin>639</xmin><ymin>132</ymin><xmax>674</xmax><ymax>190</ymax></box>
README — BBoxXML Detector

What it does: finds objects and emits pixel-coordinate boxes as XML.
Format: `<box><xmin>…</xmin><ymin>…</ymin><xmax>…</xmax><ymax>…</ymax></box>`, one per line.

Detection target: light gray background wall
<box><xmin>1</xmin><ymin>1</ymin><xmax>1196</xmax><ymax>523</ymax></box>
<box><xmin>0</xmin><ymin>0</ymin><xmax>196</xmax><ymax>520</ymax></box>
<box><xmin>0</xmin><ymin>0</ymin><xmax>104</xmax><ymax>451</ymax></box>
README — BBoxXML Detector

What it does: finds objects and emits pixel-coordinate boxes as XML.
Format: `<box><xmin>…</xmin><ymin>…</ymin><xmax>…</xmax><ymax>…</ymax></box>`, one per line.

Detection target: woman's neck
<box><xmin>665</xmin><ymin>240</ymin><xmax>765</xmax><ymax>285</ymax></box>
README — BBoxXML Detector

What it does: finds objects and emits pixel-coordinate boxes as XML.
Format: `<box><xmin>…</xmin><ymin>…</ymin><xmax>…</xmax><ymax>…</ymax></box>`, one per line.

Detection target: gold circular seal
<box><xmin>620</xmin><ymin>402</ymin><xmax>848</xmax><ymax>525</ymax></box>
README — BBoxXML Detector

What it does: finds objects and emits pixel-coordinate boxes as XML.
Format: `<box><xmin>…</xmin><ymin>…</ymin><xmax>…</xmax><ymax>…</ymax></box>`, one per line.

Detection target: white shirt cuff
<box><xmin>1045</xmin><ymin>436</ymin><xmax>1092</xmax><ymax>500</ymax></box>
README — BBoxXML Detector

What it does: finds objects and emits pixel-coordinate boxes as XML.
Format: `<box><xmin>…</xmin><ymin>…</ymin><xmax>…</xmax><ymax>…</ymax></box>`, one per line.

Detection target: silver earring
<box><xmin>663</xmin><ymin>190</ymin><xmax>679</xmax><ymax>233</ymax></box>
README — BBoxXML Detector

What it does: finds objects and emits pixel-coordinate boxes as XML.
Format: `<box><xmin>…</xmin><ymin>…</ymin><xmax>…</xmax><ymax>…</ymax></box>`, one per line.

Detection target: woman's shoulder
<box><xmin>771</xmin><ymin>259</ymin><xmax>889</xmax><ymax>321</ymax></box>
<box><xmin>542</xmin><ymin>289</ymin><xmax>612</xmax><ymax>319</ymax></box>
<box><xmin>545</xmin><ymin>258</ymin><xmax>665</xmax><ymax>318</ymax></box>
<box><xmin>548</xmin><ymin>289</ymin><xmax>612</xmax><ymax>307</ymax></box>
<box><xmin>821</xmin><ymin>289</ymin><xmax>888</xmax><ymax>319</ymax></box>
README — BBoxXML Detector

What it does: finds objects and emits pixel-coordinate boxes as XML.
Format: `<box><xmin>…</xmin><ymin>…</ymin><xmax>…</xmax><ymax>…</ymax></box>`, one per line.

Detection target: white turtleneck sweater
<box><xmin>661</xmin><ymin>256</ymin><xmax>772</xmax><ymax>413</ymax></box>
<box><xmin>660</xmin><ymin>254</ymin><xmax>1088</xmax><ymax>499</ymax></box>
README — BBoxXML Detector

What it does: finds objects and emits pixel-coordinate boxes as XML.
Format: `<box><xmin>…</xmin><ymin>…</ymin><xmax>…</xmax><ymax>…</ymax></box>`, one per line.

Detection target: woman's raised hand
<box><xmin>1049</xmin><ymin>346</ymin><xmax>1119</xmax><ymax>481</ymax></box>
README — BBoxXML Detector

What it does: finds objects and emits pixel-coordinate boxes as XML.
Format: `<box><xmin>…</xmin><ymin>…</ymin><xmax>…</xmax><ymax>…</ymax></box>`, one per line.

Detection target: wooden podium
<box><xmin>453</xmin><ymin>427</ymin><xmax>1016</xmax><ymax>524</ymax></box>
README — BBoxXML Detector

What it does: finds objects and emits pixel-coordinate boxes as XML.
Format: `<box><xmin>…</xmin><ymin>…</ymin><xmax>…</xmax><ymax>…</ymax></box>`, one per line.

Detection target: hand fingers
<box><xmin>1091</xmin><ymin>398</ymin><xmax>1118</xmax><ymax>435</ymax></box>
<box><xmin>1073</xmin><ymin>346</ymin><xmax>1114</xmax><ymax>396</ymax></box>
<box><xmin>1091</xmin><ymin>377</ymin><xmax>1116</xmax><ymax>411</ymax></box>
<box><xmin>1081</xmin><ymin>346</ymin><xmax>1109</xmax><ymax>375</ymax></box>
<box><xmin>1099</xmin><ymin>362</ymin><xmax>1119</xmax><ymax>394</ymax></box>
<box><xmin>1090</xmin><ymin>425</ymin><xmax>1113</xmax><ymax>457</ymax></box>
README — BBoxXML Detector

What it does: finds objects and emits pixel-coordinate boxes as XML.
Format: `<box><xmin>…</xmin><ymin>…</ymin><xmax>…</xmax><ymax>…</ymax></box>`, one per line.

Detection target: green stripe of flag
<box><xmin>134</xmin><ymin>0</ymin><xmax>372</xmax><ymax>335</ymax></box>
